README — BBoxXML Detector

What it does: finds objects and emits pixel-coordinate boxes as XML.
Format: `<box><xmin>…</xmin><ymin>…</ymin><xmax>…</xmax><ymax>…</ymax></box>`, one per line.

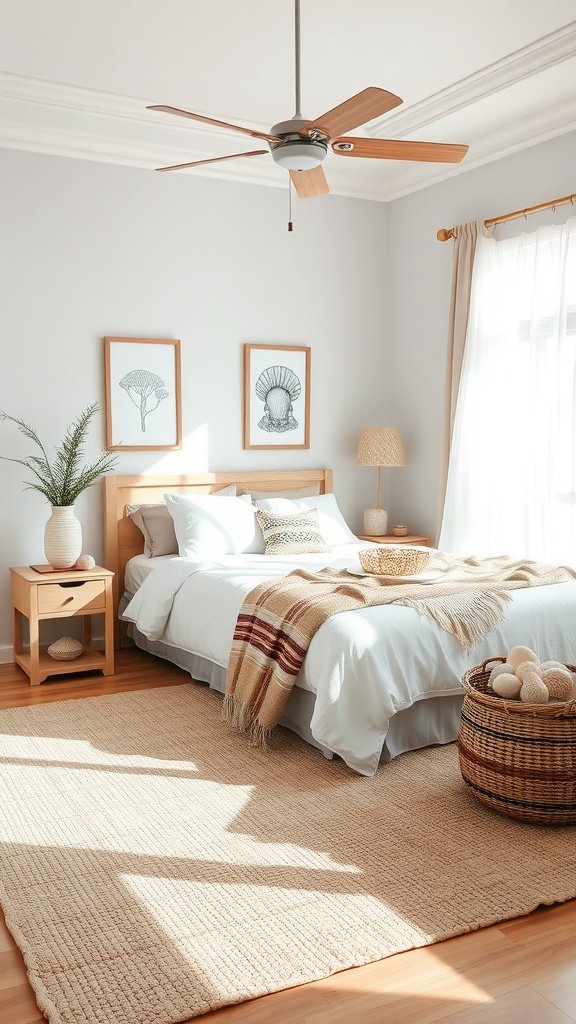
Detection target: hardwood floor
<box><xmin>1</xmin><ymin>649</ymin><xmax>575</xmax><ymax>1024</ymax></box>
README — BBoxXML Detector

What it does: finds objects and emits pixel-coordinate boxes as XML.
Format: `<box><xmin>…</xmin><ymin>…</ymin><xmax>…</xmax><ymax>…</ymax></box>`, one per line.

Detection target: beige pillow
<box><xmin>127</xmin><ymin>484</ymin><xmax>236</xmax><ymax>557</ymax></box>
<box><xmin>240</xmin><ymin>484</ymin><xmax>321</xmax><ymax>500</ymax></box>
<box><xmin>255</xmin><ymin>507</ymin><xmax>329</xmax><ymax>555</ymax></box>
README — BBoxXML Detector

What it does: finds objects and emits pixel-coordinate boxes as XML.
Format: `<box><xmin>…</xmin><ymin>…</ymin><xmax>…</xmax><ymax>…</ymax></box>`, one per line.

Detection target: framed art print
<box><xmin>104</xmin><ymin>337</ymin><xmax>182</xmax><ymax>450</ymax></box>
<box><xmin>244</xmin><ymin>343</ymin><xmax>310</xmax><ymax>450</ymax></box>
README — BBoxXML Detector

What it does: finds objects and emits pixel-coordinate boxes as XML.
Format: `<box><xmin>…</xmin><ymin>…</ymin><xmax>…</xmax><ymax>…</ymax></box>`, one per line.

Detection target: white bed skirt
<box><xmin>122</xmin><ymin>603</ymin><xmax>463</xmax><ymax>764</ymax></box>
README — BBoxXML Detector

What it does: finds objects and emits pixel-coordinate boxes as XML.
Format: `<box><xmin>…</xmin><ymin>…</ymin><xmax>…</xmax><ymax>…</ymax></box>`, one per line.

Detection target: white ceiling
<box><xmin>1</xmin><ymin>1</ymin><xmax>575</xmax><ymax>202</ymax></box>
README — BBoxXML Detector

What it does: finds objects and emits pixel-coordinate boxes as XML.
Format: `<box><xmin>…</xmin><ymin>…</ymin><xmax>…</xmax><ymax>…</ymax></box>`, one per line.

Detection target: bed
<box><xmin>103</xmin><ymin>471</ymin><xmax>576</xmax><ymax>776</ymax></box>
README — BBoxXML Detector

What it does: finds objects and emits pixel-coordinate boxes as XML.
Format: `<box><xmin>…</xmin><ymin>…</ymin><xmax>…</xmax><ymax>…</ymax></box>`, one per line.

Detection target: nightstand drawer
<box><xmin>37</xmin><ymin>579</ymin><xmax>106</xmax><ymax>614</ymax></box>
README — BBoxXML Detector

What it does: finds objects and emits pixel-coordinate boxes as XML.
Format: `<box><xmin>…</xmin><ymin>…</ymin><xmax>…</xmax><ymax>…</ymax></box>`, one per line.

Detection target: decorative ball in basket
<box><xmin>358</xmin><ymin>545</ymin><xmax>430</xmax><ymax>576</ymax></box>
<box><xmin>458</xmin><ymin>648</ymin><xmax>576</xmax><ymax>825</ymax></box>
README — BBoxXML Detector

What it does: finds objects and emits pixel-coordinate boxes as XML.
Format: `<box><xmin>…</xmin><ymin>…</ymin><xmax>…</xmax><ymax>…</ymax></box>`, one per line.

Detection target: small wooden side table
<box><xmin>357</xmin><ymin>534</ymin><xmax>432</xmax><ymax>546</ymax></box>
<box><xmin>11</xmin><ymin>565</ymin><xmax>115</xmax><ymax>686</ymax></box>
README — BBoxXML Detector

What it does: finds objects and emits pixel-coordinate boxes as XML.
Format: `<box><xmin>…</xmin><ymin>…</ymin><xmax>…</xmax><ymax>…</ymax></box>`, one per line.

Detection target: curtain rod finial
<box><xmin>437</xmin><ymin>227</ymin><xmax>453</xmax><ymax>242</ymax></box>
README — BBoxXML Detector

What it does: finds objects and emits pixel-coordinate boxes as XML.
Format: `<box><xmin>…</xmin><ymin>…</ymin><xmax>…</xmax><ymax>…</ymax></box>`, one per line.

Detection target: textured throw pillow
<box><xmin>255</xmin><ymin>492</ymin><xmax>356</xmax><ymax>546</ymax></box>
<box><xmin>240</xmin><ymin>484</ymin><xmax>321</xmax><ymax>500</ymax></box>
<box><xmin>164</xmin><ymin>492</ymin><xmax>263</xmax><ymax>558</ymax></box>
<box><xmin>127</xmin><ymin>484</ymin><xmax>236</xmax><ymax>557</ymax></box>
<box><xmin>255</xmin><ymin>507</ymin><xmax>329</xmax><ymax>555</ymax></box>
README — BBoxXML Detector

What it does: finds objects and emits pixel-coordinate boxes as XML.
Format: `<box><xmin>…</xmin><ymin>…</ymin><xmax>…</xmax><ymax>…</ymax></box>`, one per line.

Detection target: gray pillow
<box><xmin>127</xmin><ymin>484</ymin><xmax>237</xmax><ymax>557</ymax></box>
<box><xmin>240</xmin><ymin>484</ymin><xmax>321</xmax><ymax>500</ymax></box>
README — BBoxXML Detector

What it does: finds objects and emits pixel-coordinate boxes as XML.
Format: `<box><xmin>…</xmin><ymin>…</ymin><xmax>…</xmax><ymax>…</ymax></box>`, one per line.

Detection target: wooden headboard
<box><xmin>103</xmin><ymin>469</ymin><xmax>333</xmax><ymax>628</ymax></box>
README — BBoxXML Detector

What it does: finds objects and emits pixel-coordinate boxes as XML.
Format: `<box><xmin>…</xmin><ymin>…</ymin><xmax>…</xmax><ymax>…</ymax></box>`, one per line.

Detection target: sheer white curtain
<box><xmin>438</xmin><ymin>219</ymin><xmax>492</xmax><ymax>526</ymax></box>
<box><xmin>439</xmin><ymin>215</ymin><xmax>576</xmax><ymax>562</ymax></box>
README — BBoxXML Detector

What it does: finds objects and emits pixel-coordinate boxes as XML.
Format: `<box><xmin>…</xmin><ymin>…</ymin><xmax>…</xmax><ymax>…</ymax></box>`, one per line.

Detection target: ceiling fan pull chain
<box><xmin>288</xmin><ymin>177</ymin><xmax>294</xmax><ymax>232</ymax></box>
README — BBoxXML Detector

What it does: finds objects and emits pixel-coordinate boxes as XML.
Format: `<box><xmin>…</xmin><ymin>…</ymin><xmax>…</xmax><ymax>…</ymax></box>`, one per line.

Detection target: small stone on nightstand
<box><xmin>75</xmin><ymin>554</ymin><xmax>96</xmax><ymax>570</ymax></box>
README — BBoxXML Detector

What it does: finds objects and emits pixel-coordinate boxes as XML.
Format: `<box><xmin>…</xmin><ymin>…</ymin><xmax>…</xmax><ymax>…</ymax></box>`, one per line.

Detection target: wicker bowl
<box><xmin>458</xmin><ymin>657</ymin><xmax>576</xmax><ymax>825</ymax></box>
<box><xmin>358</xmin><ymin>545</ymin><xmax>430</xmax><ymax>576</ymax></box>
<box><xmin>47</xmin><ymin>636</ymin><xmax>83</xmax><ymax>661</ymax></box>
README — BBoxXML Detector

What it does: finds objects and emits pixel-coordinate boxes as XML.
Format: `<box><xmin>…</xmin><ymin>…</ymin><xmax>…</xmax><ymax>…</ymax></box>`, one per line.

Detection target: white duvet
<box><xmin>122</xmin><ymin>545</ymin><xmax>576</xmax><ymax>775</ymax></box>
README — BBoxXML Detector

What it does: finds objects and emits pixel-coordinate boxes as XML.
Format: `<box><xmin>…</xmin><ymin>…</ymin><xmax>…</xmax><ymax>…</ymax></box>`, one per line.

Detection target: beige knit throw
<box><xmin>224</xmin><ymin>553</ymin><xmax>576</xmax><ymax>746</ymax></box>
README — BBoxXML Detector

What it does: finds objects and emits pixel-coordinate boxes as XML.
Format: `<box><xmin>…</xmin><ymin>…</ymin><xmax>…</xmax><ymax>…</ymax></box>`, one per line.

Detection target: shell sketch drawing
<box><xmin>255</xmin><ymin>365</ymin><xmax>301</xmax><ymax>433</ymax></box>
<box><xmin>119</xmin><ymin>369</ymin><xmax>169</xmax><ymax>433</ymax></box>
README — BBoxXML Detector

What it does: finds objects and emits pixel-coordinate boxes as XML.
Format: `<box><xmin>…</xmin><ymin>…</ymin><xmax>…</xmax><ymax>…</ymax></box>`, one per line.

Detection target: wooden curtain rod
<box><xmin>436</xmin><ymin>191</ymin><xmax>576</xmax><ymax>242</ymax></box>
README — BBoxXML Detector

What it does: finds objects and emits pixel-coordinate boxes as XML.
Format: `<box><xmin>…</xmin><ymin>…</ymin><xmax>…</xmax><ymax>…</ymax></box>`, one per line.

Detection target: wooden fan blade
<box><xmin>290</xmin><ymin>166</ymin><xmax>330</xmax><ymax>198</ymax></box>
<box><xmin>147</xmin><ymin>105</ymin><xmax>281</xmax><ymax>143</ymax></box>
<box><xmin>299</xmin><ymin>88</ymin><xmax>402</xmax><ymax>141</ymax></box>
<box><xmin>332</xmin><ymin>137</ymin><xmax>469</xmax><ymax>163</ymax></box>
<box><xmin>156</xmin><ymin>151</ymin><xmax>268</xmax><ymax>172</ymax></box>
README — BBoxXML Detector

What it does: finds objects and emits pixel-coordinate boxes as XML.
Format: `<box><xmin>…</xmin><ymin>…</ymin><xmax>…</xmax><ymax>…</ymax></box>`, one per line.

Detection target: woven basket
<box><xmin>358</xmin><ymin>545</ymin><xmax>430</xmax><ymax>576</ymax></box>
<box><xmin>47</xmin><ymin>636</ymin><xmax>83</xmax><ymax>661</ymax></box>
<box><xmin>458</xmin><ymin>657</ymin><xmax>576</xmax><ymax>825</ymax></box>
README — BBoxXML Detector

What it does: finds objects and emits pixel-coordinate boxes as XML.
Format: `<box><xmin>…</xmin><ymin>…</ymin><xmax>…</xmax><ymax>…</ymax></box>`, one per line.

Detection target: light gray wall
<box><xmin>3</xmin><ymin>131</ymin><xmax>575</xmax><ymax>658</ymax></box>
<box><xmin>0</xmin><ymin>149</ymin><xmax>390</xmax><ymax>656</ymax></box>
<box><xmin>385</xmin><ymin>129</ymin><xmax>576</xmax><ymax>541</ymax></box>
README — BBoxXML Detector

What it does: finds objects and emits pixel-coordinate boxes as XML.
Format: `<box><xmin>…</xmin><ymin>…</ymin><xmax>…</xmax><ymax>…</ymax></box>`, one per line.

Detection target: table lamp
<box><xmin>356</xmin><ymin>426</ymin><xmax>406</xmax><ymax>535</ymax></box>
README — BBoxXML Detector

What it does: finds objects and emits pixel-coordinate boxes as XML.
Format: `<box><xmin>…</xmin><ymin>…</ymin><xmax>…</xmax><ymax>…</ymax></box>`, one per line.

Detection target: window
<box><xmin>439</xmin><ymin>217</ymin><xmax>576</xmax><ymax>562</ymax></box>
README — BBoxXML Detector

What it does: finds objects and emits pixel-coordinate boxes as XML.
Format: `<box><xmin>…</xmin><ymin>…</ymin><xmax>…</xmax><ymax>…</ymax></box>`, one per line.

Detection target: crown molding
<box><xmin>380</xmin><ymin>95</ymin><xmax>576</xmax><ymax>202</ymax></box>
<box><xmin>370</xmin><ymin>20</ymin><xmax>576</xmax><ymax>137</ymax></box>
<box><xmin>0</xmin><ymin>71</ymin><xmax>272</xmax><ymax>140</ymax></box>
<box><xmin>0</xmin><ymin>111</ymin><xmax>390</xmax><ymax>203</ymax></box>
<box><xmin>0</xmin><ymin>72</ymin><xmax>396</xmax><ymax>202</ymax></box>
<box><xmin>1</xmin><ymin>22</ymin><xmax>576</xmax><ymax>206</ymax></box>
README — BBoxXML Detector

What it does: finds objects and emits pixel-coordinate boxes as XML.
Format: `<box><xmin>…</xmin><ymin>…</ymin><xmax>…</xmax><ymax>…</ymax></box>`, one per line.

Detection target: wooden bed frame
<box><xmin>103</xmin><ymin>469</ymin><xmax>333</xmax><ymax>640</ymax></box>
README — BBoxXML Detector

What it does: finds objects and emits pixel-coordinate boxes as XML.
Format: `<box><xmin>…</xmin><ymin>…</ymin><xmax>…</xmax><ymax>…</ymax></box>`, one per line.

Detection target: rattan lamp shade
<box><xmin>356</xmin><ymin>427</ymin><xmax>406</xmax><ymax>536</ymax></box>
<box><xmin>356</xmin><ymin>427</ymin><xmax>406</xmax><ymax>468</ymax></box>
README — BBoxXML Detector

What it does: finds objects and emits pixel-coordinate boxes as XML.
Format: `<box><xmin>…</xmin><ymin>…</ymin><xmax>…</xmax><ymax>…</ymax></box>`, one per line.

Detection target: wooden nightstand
<box><xmin>357</xmin><ymin>534</ymin><xmax>432</xmax><ymax>546</ymax></box>
<box><xmin>11</xmin><ymin>565</ymin><xmax>115</xmax><ymax>686</ymax></box>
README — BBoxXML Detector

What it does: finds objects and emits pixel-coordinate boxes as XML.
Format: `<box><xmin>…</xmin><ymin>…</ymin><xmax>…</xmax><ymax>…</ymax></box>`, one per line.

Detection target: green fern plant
<box><xmin>0</xmin><ymin>403</ymin><xmax>118</xmax><ymax>506</ymax></box>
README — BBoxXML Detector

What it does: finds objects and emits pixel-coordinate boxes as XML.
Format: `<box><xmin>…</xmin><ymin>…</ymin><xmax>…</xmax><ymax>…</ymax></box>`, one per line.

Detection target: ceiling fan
<box><xmin>147</xmin><ymin>0</ymin><xmax>468</xmax><ymax>198</ymax></box>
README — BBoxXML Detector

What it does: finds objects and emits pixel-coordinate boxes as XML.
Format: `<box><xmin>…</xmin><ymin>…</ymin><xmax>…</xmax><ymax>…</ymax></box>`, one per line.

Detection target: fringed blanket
<box><xmin>223</xmin><ymin>553</ymin><xmax>576</xmax><ymax>747</ymax></box>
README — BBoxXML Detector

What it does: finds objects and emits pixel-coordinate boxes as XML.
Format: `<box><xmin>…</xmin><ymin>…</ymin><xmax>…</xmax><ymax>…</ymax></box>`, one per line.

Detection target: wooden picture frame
<box><xmin>104</xmin><ymin>337</ymin><xmax>182</xmax><ymax>451</ymax></box>
<box><xmin>243</xmin><ymin>343</ymin><xmax>311</xmax><ymax>450</ymax></box>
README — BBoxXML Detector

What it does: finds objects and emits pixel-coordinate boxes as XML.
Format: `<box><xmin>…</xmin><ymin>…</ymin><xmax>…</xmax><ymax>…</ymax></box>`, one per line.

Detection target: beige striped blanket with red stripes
<box><xmin>223</xmin><ymin>554</ymin><xmax>576</xmax><ymax>747</ymax></box>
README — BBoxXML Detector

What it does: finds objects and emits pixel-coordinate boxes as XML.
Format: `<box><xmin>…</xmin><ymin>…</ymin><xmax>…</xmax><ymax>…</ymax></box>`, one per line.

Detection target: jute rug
<box><xmin>1</xmin><ymin>685</ymin><xmax>575</xmax><ymax>1024</ymax></box>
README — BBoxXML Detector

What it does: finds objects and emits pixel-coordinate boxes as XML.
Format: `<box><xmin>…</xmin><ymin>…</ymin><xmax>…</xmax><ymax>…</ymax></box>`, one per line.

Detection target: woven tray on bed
<box><xmin>458</xmin><ymin>656</ymin><xmax>576</xmax><ymax>825</ymax></box>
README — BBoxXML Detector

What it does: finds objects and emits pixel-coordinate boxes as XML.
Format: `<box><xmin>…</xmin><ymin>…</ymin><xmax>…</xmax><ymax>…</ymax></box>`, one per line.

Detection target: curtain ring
<box><xmin>552</xmin><ymin>204</ymin><xmax>556</xmax><ymax>212</ymax></box>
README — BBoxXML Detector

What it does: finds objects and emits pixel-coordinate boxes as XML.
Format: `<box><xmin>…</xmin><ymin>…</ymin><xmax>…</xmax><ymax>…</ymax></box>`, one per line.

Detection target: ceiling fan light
<box><xmin>271</xmin><ymin>141</ymin><xmax>327</xmax><ymax>170</ymax></box>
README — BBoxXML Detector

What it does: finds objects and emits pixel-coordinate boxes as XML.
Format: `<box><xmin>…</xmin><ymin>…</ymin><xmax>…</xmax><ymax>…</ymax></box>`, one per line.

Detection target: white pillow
<box><xmin>127</xmin><ymin>484</ymin><xmax>237</xmax><ymax>557</ymax></box>
<box><xmin>254</xmin><ymin>492</ymin><xmax>357</xmax><ymax>546</ymax></box>
<box><xmin>164</xmin><ymin>492</ymin><xmax>264</xmax><ymax>558</ymax></box>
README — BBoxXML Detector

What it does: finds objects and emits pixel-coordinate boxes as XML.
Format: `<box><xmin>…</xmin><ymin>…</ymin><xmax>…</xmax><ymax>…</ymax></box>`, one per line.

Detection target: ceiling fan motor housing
<box><xmin>269</xmin><ymin>119</ymin><xmax>328</xmax><ymax>170</ymax></box>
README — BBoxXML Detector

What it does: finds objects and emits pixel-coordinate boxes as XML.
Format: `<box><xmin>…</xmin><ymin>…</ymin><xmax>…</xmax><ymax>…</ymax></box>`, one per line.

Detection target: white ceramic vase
<box><xmin>363</xmin><ymin>508</ymin><xmax>388</xmax><ymax>536</ymax></box>
<box><xmin>44</xmin><ymin>505</ymin><xmax>82</xmax><ymax>568</ymax></box>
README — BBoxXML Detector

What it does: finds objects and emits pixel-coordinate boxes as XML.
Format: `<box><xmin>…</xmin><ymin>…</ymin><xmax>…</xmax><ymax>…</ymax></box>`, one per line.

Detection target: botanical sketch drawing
<box><xmin>119</xmin><ymin>369</ymin><xmax>169</xmax><ymax>433</ymax></box>
<box><xmin>255</xmin><ymin>365</ymin><xmax>301</xmax><ymax>433</ymax></box>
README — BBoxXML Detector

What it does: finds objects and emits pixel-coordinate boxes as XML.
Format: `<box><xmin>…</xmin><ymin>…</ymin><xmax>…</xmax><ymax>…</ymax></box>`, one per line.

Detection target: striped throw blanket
<box><xmin>223</xmin><ymin>553</ymin><xmax>576</xmax><ymax>747</ymax></box>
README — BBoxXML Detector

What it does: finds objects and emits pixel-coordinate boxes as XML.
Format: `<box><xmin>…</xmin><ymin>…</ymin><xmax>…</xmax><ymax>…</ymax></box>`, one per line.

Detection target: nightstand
<box><xmin>357</xmin><ymin>534</ymin><xmax>432</xmax><ymax>546</ymax></box>
<box><xmin>11</xmin><ymin>565</ymin><xmax>115</xmax><ymax>686</ymax></box>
